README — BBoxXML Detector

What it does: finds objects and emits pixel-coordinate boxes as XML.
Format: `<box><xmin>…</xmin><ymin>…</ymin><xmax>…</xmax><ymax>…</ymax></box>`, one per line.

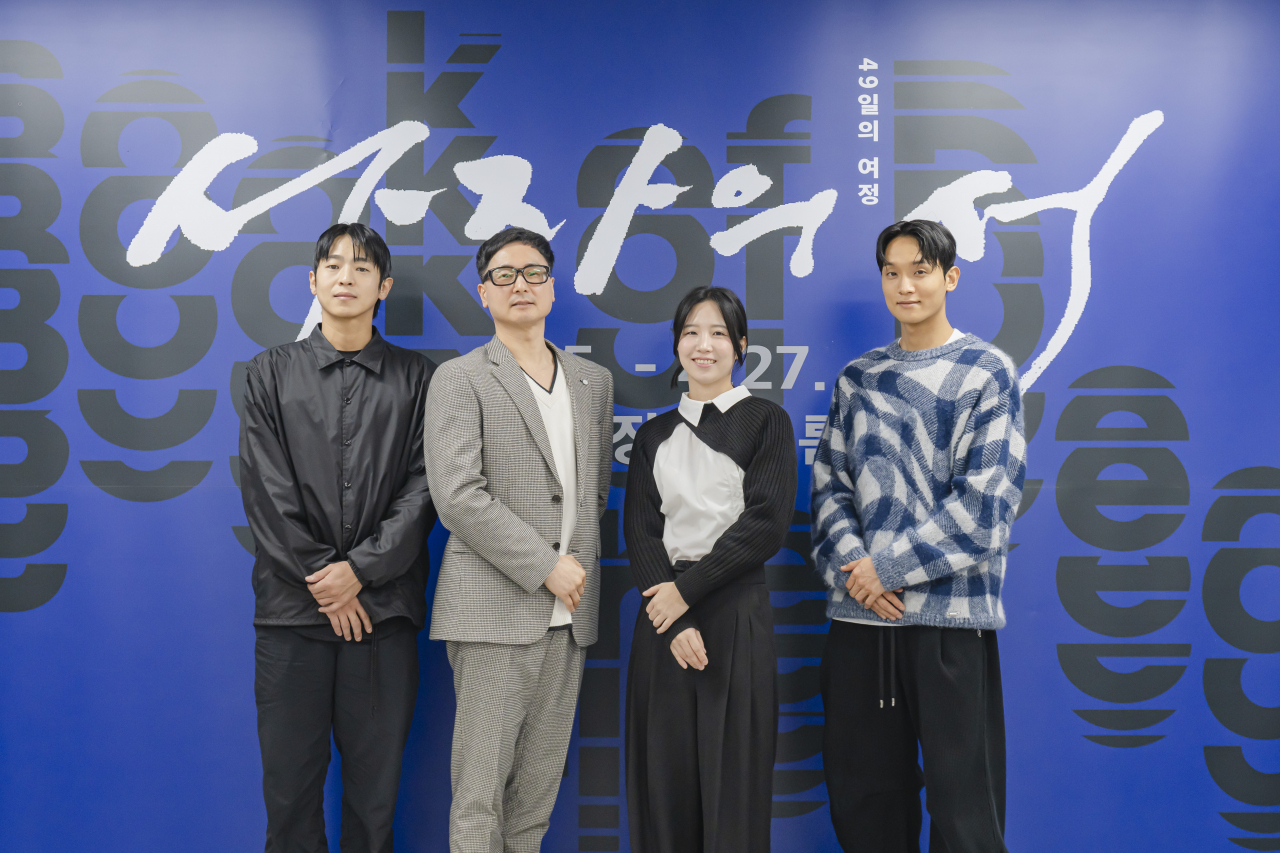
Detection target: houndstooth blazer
<box><xmin>424</xmin><ymin>336</ymin><xmax>614</xmax><ymax>646</ymax></box>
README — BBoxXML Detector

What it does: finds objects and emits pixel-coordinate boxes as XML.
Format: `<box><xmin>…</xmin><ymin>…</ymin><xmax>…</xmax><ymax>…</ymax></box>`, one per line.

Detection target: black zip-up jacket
<box><xmin>240</xmin><ymin>325</ymin><xmax>436</xmax><ymax>628</ymax></box>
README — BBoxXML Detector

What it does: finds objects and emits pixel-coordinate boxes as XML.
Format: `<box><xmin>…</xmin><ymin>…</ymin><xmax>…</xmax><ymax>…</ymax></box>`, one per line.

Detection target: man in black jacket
<box><xmin>240</xmin><ymin>222</ymin><xmax>435</xmax><ymax>853</ymax></box>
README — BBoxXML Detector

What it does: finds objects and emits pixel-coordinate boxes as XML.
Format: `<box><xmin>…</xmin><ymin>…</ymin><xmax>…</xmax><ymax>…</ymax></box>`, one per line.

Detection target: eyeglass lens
<box><xmin>487</xmin><ymin>265</ymin><xmax>549</xmax><ymax>285</ymax></box>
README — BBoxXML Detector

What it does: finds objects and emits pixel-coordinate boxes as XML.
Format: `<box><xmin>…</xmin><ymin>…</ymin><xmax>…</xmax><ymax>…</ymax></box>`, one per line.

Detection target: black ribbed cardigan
<box><xmin>623</xmin><ymin>395</ymin><xmax>797</xmax><ymax>643</ymax></box>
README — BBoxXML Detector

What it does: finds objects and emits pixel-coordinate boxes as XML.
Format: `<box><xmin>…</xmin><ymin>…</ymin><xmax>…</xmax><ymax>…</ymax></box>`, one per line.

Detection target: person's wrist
<box><xmin>672</xmin><ymin>574</ymin><xmax>698</xmax><ymax>608</ymax></box>
<box><xmin>347</xmin><ymin>558</ymin><xmax>369</xmax><ymax>588</ymax></box>
<box><xmin>869</xmin><ymin>549</ymin><xmax>907</xmax><ymax>591</ymax></box>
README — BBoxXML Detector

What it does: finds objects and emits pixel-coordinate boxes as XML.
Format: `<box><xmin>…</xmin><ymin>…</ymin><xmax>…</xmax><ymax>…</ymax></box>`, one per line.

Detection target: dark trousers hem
<box><xmin>255</xmin><ymin>624</ymin><xmax>419</xmax><ymax>853</ymax></box>
<box><xmin>626</xmin><ymin>581</ymin><xmax>778</xmax><ymax>853</ymax></box>
<box><xmin>820</xmin><ymin>621</ymin><xmax>1008</xmax><ymax>853</ymax></box>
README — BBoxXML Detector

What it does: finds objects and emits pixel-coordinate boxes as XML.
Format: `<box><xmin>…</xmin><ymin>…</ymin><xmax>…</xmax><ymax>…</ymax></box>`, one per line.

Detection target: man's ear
<box><xmin>379</xmin><ymin>277</ymin><xmax>394</xmax><ymax>300</ymax></box>
<box><xmin>476</xmin><ymin>281</ymin><xmax>490</xmax><ymax>309</ymax></box>
<box><xmin>309</xmin><ymin>269</ymin><xmax>318</xmax><ymax>296</ymax></box>
<box><xmin>945</xmin><ymin>265</ymin><xmax>960</xmax><ymax>291</ymax></box>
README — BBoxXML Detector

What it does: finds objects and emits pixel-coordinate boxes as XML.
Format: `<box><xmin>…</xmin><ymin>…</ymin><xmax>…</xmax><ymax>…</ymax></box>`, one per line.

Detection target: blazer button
<box><xmin>551</xmin><ymin>494</ymin><xmax>562</xmax><ymax>503</ymax></box>
<box><xmin>552</xmin><ymin>542</ymin><xmax>560</xmax><ymax>550</ymax></box>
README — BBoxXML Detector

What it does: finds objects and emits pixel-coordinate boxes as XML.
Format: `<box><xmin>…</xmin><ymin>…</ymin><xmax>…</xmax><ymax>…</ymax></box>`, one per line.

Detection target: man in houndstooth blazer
<box><xmin>425</xmin><ymin>227</ymin><xmax>613</xmax><ymax>853</ymax></box>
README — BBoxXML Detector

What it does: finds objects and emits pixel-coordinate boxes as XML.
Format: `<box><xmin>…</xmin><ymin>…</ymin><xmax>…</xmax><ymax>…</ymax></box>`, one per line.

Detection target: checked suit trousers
<box><xmin>446</xmin><ymin>629</ymin><xmax>585</xmax><ymax>853</ymax></box>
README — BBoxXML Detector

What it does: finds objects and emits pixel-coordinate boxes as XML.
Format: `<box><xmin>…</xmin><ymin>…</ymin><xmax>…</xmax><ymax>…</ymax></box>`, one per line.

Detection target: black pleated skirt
<box><xmin>626</xmin><ymin>575</ymin><xmax>778</xmax><ymax>853</ymax></box>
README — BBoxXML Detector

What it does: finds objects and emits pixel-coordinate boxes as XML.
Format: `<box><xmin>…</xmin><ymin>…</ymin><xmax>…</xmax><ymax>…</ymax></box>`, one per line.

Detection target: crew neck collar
<box><xmin>887</xmin><ymin>330</ymin><xmax>972</xmax><ymax>361</ymax></box>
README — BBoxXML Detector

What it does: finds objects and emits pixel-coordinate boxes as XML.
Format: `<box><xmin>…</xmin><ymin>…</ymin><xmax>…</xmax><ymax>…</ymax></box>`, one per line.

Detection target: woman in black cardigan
<box><xmin>624</xmin><ymin>285</ymin><xmax>797</xmax><ymax>853</ymax></box>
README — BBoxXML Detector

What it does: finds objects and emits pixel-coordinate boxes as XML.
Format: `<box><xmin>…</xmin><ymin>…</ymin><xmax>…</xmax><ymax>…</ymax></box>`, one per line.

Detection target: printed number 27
<box><xmin>744</xmin><ymin>345</ymin><xmax>809</xmax><ymax>390</ymax></box>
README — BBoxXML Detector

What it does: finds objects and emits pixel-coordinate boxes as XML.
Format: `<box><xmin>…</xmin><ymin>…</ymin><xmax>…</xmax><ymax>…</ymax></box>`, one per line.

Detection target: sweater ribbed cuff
<box><xmin>834</xmin><ymin>544</ymin><xmax>869</xmax><ymax>572</ymax></box>
<box><xmin>672</xmin><ymin>570</ymin><xmax>713</xmax><ymax>608</ymax></box>
<box><xmin>664</xmin><ymin>612</ymin><xmax>700</xmax><ymax>647</ymax></box>
<box><xmin>871</xmin><ymin>548</ymin><xmax>913</xmax><ymax>592</ymax></box>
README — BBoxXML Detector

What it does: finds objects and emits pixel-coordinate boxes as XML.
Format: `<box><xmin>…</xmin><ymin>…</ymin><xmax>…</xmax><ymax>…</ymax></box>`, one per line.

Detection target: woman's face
<box><xmin>677</xmin><ymin>300</ymin><xmax>743</xmax><ymax>394</ymax></box>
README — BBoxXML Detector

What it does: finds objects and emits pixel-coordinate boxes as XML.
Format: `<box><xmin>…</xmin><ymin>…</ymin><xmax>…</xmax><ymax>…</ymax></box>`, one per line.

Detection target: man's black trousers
<box><xmin>255</xmin><ymin>622</ymin><xmax>419</xmax><ymax>853</ymax></box>
<box><xmin>820</xmin><ymin>620</ymin><xmax>1008</xmax><ymax>853</ymax></box>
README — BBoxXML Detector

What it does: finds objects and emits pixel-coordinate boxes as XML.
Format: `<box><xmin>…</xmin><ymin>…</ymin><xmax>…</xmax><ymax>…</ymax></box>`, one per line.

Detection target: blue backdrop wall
<box><xmin>2</xmin><ymin>1</ymin><xmax>1280</xmax><ymax>851</ymax></box>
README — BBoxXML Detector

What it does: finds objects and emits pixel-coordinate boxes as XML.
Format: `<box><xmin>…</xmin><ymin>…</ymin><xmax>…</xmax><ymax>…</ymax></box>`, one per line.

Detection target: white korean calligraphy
<box><xmin>905</xmin><ymin>110</ymin><xmax>1165</xmax><ymax>389</ymax></box>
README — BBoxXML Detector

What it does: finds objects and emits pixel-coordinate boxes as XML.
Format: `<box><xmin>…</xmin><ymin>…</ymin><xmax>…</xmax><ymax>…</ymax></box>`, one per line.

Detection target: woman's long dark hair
<box><xmin>670</xmin><ymin>286</ymin><xmax>749</xmax><ymax>389</ymax></box>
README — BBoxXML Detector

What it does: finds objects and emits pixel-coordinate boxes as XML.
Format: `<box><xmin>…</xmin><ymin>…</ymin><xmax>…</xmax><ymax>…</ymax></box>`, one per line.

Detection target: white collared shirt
<box><xmin>653</xmin><ymin>385</ymin><xmax>752</xmax><ymax>564</ymax></box>
<box><xmin>523</xmin><ymin>357</ymin><xmax>577</xmax><ymax>627</ymax></box>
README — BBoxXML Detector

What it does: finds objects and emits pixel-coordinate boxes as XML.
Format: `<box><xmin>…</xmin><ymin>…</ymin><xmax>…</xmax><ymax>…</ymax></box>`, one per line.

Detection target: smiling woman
<box><xmin>669</xmin><ymin>285</ymin><xmax>748</xmax><ymax>395</ymax></box>
<box><xmin>624</xmin><ymin>284</ymin><xmax>796</xmax><ymax>853</ymax></box>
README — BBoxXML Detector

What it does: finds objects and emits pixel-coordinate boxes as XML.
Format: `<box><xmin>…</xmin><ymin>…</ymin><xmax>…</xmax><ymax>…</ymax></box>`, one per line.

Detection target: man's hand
<box><xmin>670</xmin><ymin>627</ymin><xmax>708</xmax><ymax>671</ymax></box>
<box><xmin>307</xmin><ymin>561</ymin><xmax>363</xmax><ymax>612</ymax></box>
<box><xmin>842</xmin><ymin>556</ymin><xmax>904</xmax><ymax>621</ymax></box>
<box><xmin>325</xmin><ymin>597</ymin><xmax>373</xmax><ymax>641</ymax></box>
<box><xmin>545</xmin><ymin>554</ymin><xmax>586</xmax><ymax>612</ymax></box>
<box><xmin>641</xmin><ymin>581</ymin><xmax>689</xmax><ymax>634</ymax></box>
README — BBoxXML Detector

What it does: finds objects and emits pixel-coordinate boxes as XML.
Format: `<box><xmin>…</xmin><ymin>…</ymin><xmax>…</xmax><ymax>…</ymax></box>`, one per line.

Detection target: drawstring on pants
<box><xmin>878</xmin><ymin>627</ymin><xmax>896</xmax><ymax>710</ymax></box>
<box><xmin>889</xmin><ymin>629</ymin><xmax>896</xmax><ymax>708</ymax></box>
<box><xmin>877</xmin><ymin>630</ymin><xmax>883</xmax><ymax>708</ymax></box>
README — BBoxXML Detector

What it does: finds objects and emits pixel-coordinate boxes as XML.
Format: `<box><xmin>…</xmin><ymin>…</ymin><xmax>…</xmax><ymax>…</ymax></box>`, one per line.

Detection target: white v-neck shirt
<box><xmin>523</xmin><ymin>357</ymin><xmax>578</xmax><ymax>627</ymax></box>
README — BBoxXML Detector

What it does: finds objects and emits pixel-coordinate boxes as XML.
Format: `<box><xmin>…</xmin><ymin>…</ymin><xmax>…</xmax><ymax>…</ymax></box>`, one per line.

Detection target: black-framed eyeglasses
<box><xmin>482</xmin><ymin>264</ymin><xmax>550</xmax><ymax>286</ymax></box>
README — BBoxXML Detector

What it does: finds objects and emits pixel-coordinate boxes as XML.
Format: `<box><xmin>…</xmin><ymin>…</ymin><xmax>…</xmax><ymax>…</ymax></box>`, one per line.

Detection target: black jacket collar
<box><xmin>306</xmin><ymin>324</ymin><xmax>387</xmax><ymax>374</ymax></box>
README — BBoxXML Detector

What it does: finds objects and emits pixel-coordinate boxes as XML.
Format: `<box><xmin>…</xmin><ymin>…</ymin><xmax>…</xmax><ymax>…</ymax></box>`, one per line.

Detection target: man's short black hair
<box><xmin>313</xmin><ymin>223</ymin><xmax>392</xmax><ymax>319</ymax></box>
<box><xmin>875</xmin><ymin>219</ymin><xmax>957</xmax><ymax>273</ymax></box>
<box><xmin>670</xmin><ymin>286</ymin><xmax>749</xmax><ymax>389</ymax></box>
<box><xmin>314</xmin><ymin>222</ymin><xmax>392</xmax><ymax>280</ymax></box>
<box><xmin>474</xmin><ymin>227</ymin><xmax>554</xmax><ymax>279</ymax></box>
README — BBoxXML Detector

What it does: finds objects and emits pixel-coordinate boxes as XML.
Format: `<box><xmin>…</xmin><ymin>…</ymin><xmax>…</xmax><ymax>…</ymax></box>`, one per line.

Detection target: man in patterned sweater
<box><xmin>811</xmin><ymin>219</ymin><xmax>1026</xmax><ymax>853</ymax></box>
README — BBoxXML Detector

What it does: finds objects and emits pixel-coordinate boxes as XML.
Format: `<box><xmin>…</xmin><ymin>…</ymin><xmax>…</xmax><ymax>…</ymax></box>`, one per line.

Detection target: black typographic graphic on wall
<box><xmin>1201</xmin><ymin>465</ymin><xmax>1280</xmax><ymax>848</ymax></box>
<box><xmin>383</xmin><ymin>10</ymin><xmax>495</xmax><ymax>350</ymax></box>
<box><xmin>1054</xmin><ymin>365</ymin><xmax>1191</xmax><ymax>747</ymax></box>
<box><xmin>0</xmin><ymin>41</ymin><xmax>70</xmax><ymax>613</ymax></box>
<box><xmin>893</xmin><ymin>59</ymin><xmax>1046</xmax><ymax>535</ymax></box>
<box><xmin>77</xmin><ymin>70</ymin><xmax>218</xmax><ymax>520</ymax></box>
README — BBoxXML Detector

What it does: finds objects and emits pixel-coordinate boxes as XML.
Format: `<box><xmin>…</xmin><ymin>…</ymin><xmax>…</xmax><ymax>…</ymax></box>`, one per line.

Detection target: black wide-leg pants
<box><xmin>254</xmin><ymin>623</ymin><xmax>419</xmax><ymax>853</ymax></box>
<box><xmin>626</xmin><ymin>580</ymin><xmax>778</xmax><ymax>853</ymax></box>
<box><xmin>820</xmin><ymin>621</ymin><xmax>1008</xmax><ymax>853</ymax></box>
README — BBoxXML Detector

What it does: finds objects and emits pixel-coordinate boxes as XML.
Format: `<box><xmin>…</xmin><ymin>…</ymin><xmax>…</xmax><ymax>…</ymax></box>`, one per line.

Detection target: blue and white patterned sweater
<box><xmin>810</xmin><ymin>334</ymin><xmax>1026</xmax><ymax>629</ymax></box>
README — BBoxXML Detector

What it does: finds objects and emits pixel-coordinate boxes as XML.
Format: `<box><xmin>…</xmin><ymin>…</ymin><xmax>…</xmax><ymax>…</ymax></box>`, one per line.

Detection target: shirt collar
<box><xmin>306</xmin><ymin>325</ymin><xmax>387</xmax><ymax>374</ymax></box>
<box><xmin>677</xmin><ymin>384</ymin><xmax>751</xmax><ymax>427</ymax></box>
